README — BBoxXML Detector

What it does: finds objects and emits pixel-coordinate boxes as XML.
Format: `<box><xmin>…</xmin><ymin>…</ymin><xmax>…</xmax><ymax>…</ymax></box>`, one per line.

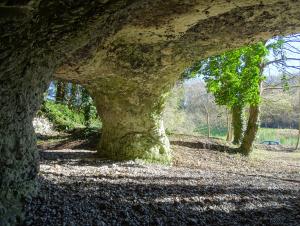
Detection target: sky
<box><xmin>184</xmin><ymin>34</ymin><xmax>300</xmax><ymax>86</ymax></box>
<box><xmin>265</xmin><ymin>38</ymin><xmax>300</xmax><ymax>77</ymax></box>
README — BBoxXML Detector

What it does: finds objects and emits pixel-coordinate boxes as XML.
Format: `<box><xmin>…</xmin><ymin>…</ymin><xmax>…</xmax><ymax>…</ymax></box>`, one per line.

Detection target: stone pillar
<box><xmin>91</xmin><ymin>89</ymin><xmax>171</xmax><ymax>164</ymax></box>
<box><xmin>0</xmin><ymin>58</ymin><xmax>53</xmax><ymax>225</ymax></box>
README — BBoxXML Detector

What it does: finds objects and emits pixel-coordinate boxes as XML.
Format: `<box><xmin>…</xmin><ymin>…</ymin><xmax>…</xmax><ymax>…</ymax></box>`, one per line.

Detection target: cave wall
<box><xmin>1</xmin><ymin>0</ymin><xmax>300</xmax><ymax>224</ymax></box>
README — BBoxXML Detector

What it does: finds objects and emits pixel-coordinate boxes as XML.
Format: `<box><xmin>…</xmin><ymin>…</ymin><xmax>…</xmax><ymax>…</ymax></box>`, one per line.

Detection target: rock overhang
<box><xmin>45</xmin><ymin>0</ymin><xmax>300</xmax><ymax>88</ymax></box>
<box><xmin>1</xmin><ymin>1</ymin><xmax>300</xmax><ymax>224</ymax></box>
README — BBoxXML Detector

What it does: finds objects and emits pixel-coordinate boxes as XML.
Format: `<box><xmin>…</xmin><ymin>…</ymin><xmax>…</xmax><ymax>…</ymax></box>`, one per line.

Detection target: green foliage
<box><xmin>232</xmin><ymin>105</ymin><xmax>244</xmax><ymax>144</ymax></box>
<box><xmin>266</xmin><ymin>38</ymin><xmax>284</xmax><ymax>53</ymax></box>
<box><xmin>80</xmin><ymin>88</ymin><xmax>98</xmax><ymax>127</ymax></box>
<box><xmin>41</xmin><ymin>101</ymin><xmax>85</xmax><ymax>131</ymax></box>
<box><xmin>42</xmin><ymin>81</ymin><xmax>102</xmax><ymax>131</ymax></box>
<box><xmin>184</xmin><ymin>42</ymin><xmax>270</xmax><ymax>150</ymax></box>
<box><xmin>197</xmin><ymin>43</ymin><xmax>268</xmax><ymax>108</ymax></box>
<box><xmin>41</xmin><ymin>100</ymin><xmax>101</xmax><ymax>131</ymax></box>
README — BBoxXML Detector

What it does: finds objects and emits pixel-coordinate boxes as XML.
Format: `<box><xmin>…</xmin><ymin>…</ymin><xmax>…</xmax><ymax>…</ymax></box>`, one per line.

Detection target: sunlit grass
<box><xmin>256</xmin><ymin>128</ymin><xmax>298</xmax><ymax>146</ymax></box>
<box><xmin>195</xmin><ymin>126</ymin><xmax>300</xmax><ymax>146</ymax></box>
<box><xmin>250</xmin><ymin>148</ymin><xmax>300</xmax><ymax>162</ymax></box>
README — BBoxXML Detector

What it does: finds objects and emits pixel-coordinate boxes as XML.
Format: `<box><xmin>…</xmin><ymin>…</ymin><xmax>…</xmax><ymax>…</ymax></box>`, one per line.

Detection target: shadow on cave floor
<box><xmin>37</xmin><ymin>129</ymin><xmax>235</xmax><ymax>158</ymax></box>
<box><xmin>25</xmin><ymin>159</ymin><xmax>300</xmax><ymax>226</ymax></box>
<box><xmin>170</xmin><ymin>140</ymin><xmax>235</xmax><ymax>153</ymax></box>
<box><xmin>31</xmin><ymin>131</ymin><xmax>300</xmax><ymax>226</ymax></box>
<box><xmin>37</xmin><ymin>128</ymin><xmax>100</xmax><ymax>151</ymax></box>
<box><xmin>30</xmin><ymin>130</ymin><xmax>300</xmax><ymax>225</ymax></box>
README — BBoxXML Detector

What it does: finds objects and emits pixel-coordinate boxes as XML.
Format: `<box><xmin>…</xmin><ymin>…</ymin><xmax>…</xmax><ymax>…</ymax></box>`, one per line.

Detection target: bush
<box><xmin>40</xmin><ymin>100</ymin><xmax>101</xmax><ymax>131</ymax></box>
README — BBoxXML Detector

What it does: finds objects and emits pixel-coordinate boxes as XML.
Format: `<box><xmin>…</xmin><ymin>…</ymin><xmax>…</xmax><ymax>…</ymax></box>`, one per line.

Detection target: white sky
<box><xmin>185</xmin><ymin>34</ymin><xmax>300</xmax><ymax>86</ymax></box>
<box><xmin>265</xmin><ymin>40</ymin><xmax>300</xmax><ymax>77</ymax></box>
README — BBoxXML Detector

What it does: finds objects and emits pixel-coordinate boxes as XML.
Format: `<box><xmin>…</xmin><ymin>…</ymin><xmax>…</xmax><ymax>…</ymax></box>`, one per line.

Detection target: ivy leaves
<box><xmin>186</xmin><ymin>42</ymin><xmax>269</xmax><ymax>109</ymax></box>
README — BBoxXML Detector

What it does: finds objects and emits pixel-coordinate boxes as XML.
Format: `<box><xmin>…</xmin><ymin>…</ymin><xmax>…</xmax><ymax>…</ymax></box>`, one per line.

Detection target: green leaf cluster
<box><xmin>188</xmin><ymin>42</ymin><xmax>269</xmax><ymax>108</ymax></box>
<box><xmin>41</xmin><ymin>100</ymin><xmax>100</xmax><ymax>131</ymax></box>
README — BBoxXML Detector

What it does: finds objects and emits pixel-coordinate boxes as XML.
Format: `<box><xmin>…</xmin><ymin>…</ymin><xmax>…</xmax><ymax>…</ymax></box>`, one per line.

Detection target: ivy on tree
<box><xmin>185</xmin><ymin>42</ymin><xmax>269</xmax><ymax>154</ymax></box>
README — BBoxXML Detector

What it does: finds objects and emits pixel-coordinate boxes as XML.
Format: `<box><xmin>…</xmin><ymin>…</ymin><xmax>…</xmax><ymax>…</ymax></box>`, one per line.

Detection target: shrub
<box><xmin>40</xmin><ymin>100</ymin><xmax>101</xmax><ymax>131</ymax></box>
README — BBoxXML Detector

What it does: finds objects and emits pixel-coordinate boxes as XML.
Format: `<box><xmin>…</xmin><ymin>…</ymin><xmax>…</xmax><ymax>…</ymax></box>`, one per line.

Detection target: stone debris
<box><xmin>33</xmin><ymin>116</ymin><xmax>59</xmax><ymax>136</ymax></box>
<box><xmin>24</xmin><ymin>144</ymin><xmax>300</xmax><ymax>226</ymax></box>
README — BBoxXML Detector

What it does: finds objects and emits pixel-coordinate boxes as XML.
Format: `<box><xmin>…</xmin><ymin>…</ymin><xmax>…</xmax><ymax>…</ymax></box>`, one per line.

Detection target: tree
<box><xmin>226</xmin><ymin>108</ymin><xmax>233</xmax><ymax>142</ymax></box>
<box><xmin>239</xmin><ymin>43</ymin><xmax>269</xmax><ymax>155</ymax></box>
<box><xmin>185</xmin><ymin>42</ymin><xmax>269</xmax><ymax>154</ymax></box>
<box><xmin>80</xmin><ymin>87</ymin><xmax>97</xmax><ymax>127</ymax></box>
<box><xmin>262</xmin><ymin>34</ymin><xmax>300</xmax><ymax>150</ymax></box>
<box><xmin>56</xmin><ymin>80</ymin><xmax>67</xmax><ymax>103</ymax></box>
<box><xmin>294</xmin><ymin>78</ymin><xmax>300</xmax><ymax>150</ymax></box>
<box><xmin>185</xmin><ymin>48</ymin><xmax>246</xmax><ymax>144</ymax></box>
<box><xmin>69</xmin><ymin>83</ymin><xmax>78</xmax><ymax>108</ymax></box>
<box><xmin>231</xmin><ymin>105</ymin><xmax>244</xmax><ymax>144</ymax></box>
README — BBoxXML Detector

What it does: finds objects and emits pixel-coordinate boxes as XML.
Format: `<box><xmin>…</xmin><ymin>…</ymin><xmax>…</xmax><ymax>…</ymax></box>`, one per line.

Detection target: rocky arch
<box><xmin>1</xmin><ymin>0</ymin><xmax>300</xmax><ymax>224</ymax></box>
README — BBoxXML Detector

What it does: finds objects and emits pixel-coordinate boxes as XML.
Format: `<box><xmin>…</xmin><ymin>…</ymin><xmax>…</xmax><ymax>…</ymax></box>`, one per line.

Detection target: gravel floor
<box><xmin>24</xmin><ymin>137</ymin><xmax>300</xmax><ymax>226</ymax></box>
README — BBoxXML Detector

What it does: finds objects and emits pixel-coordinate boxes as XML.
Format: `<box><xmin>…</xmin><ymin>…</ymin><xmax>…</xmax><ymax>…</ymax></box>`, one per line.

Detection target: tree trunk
<box><xmin>295</xmin><ymin>120</ymin><xmax>300</xmax><ymax>151</ymax></box>
<box><xmin>295</xmin><ymin>84</ymin><xmax>300</xmax><ymax>150</ymax></box>
<box><xmin>232</xmin><ymin>105</ymin><xmax>244</xmax><ymax>145</ymax></box>
<box><xmin>240</xmin><ymin>56</ymin><xmax>265</xmax><ymax>155</ymax></box>
<box><xmin>204</xmin><ymin>105</ymin><xmax>210</xmax><ymax>138</ymax></box>
<box><xmin>56</xmin><ymin>81</ymin><xmax>66</xmax><ymax>103</ymax></box>
<box><xmin>207</xmin><ymin>111</ymin><xmax>211</xmax><ymax>138</ymax></box>
<box><xmin>81</xmin><ymin>88</ymin><xmax>92</xmax><ymax>127</ymax></box>
<box><xmin>226</xmin><ymin>108</ymin><xmax>233</xmax><ymax>142</ymax></box>
<box><xmin>240</xmin><ymin>105</ymin><xmax>260</xmax><ymax>155</ymax></box>
<box><xmin>91</xmin><ymin>91</ymin><xmax>171</xmax><ymax>164</ymax></box>
<box><xmin>69</xmin><ymin>83</ymin><xmax>77</xmax><ymax>108</ymax></box>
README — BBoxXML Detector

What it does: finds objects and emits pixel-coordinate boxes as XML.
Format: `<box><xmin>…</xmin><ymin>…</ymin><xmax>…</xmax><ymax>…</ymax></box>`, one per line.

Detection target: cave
<box><xmin>1</xmin><ymin>0</ymin><xmax>300</xmax><ymax>224</ymax></box>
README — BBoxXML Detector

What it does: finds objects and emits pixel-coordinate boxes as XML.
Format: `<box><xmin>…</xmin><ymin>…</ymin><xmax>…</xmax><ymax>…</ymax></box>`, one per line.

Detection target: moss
<box><xmin>232</xmin><ymin>105</ymin><xmax>244</xmax><ymax>145</ymax></box>
<box><xmin>92</xmin><ymin>87</ymin><xmax>172</xmax><ymax>164</ymax></box>
<box><xmin>97</xmin><ymin>127</ymin><xmax>172</xmax><ymax>164</ymax></box>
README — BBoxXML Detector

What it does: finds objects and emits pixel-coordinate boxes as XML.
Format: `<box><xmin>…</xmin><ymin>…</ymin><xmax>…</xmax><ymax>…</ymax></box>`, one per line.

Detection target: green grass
<box><xmin>194</xmin><ymin>125</ymin><xmax>227</xmax><ymax>139</ymax></box>
<box><xmin>257</xmin><ymin>128</ymin><xmax>298</xmax><ymax>146</ymax></box>
<box><xmin>39</xmin><ymin>100</ymin><xmax>101</xmax><ymax>131</ymax></box>
<box><xmin>194</xmin><ymin>125</ymin><xmax>299</xmax><ymax>146</ymax></box>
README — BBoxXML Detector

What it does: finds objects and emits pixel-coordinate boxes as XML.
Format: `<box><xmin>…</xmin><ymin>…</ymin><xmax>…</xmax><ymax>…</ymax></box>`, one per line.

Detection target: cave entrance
<box><xmin>34</xmin><ymin>80</ymin><xmax>102</xmax><ymax>159</ymax></box>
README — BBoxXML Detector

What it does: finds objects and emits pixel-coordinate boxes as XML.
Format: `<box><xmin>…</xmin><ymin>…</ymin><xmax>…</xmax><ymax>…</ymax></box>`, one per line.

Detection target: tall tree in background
<box><xmin>184</xmin><ymin>49</ymin><xmax>247</xmax><ymax>144</ymax></box>
<box><xmin>295</xmin><ymin>78</ymin><xmax>300</xmax><ymax>150</ymax></box>
<box><xmin>200</xmin><ymin>46</ymin><xmax>264</xmax><ymax>146</ymax></box>
<box><xmin>262</xmin><ymin>34</ymin><xmax>300</xmax><ymax>150</ymax></box>
<box><xmin>199</xmin><ymin>92</ymin><xmax>214</xmax><ymax>138</ymax></box>
<box><xmin>56</xmin><ymin>80</ymin><xmax>67</xmax><ymax>103</ymax></box>
<box><xmin>226</xmin><ymin>108</ymin><xmax>233</xmax><ymax>142</ymax></box>
<box><xmin>80</xmin><ymin>87</ymin><xmax>95</xmax><ymax>127</ymax></box>
<box><xmin>186</xmin><ymin>42</ymin><xmax>269</xmax><ymax>154</ymax></box>
<box><xmin>46</xmin><ymin>80</ymin><xmax>99</xmax><ymax>128</ymax></box>
<box><xmin>239</xmin><ymin>44</ymin><xmax>269</xmax><ymax>154</ymax></box>
<box><xmin>231</xmin><ymin>105</ymin><xmax>244</xmax><ymax>144</ymax></box>
<box><xmin>69</xmin><ymin>83</ymin><xmax>78</xmax><ymax>108</ymax></box>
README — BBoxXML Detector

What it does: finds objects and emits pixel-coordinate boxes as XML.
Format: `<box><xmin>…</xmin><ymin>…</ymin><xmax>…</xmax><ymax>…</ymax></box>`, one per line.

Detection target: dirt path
<box><xmin>24</xmin><ymin>135</ymin><xmax>300</xmax><ymax>226</ymax></box>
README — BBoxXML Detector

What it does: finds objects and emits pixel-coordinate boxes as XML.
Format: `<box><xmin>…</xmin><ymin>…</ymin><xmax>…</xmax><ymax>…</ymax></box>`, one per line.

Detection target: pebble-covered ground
<box><xmin>25</xmin><ymin>135</ymin><xmax>300</xmax><ymax>226</ymax></box>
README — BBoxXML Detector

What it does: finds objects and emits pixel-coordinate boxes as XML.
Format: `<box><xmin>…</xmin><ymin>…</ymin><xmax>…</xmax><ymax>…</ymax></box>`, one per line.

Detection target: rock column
<box><xmin>91</xmin><ymin>85</ymin><xmax>172</xmax><ymax>163</ymax></box>
<box><xmin>0</xmin><ymin>57</ymin><xmax>53</xmax><ymax>225</ymax></box>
